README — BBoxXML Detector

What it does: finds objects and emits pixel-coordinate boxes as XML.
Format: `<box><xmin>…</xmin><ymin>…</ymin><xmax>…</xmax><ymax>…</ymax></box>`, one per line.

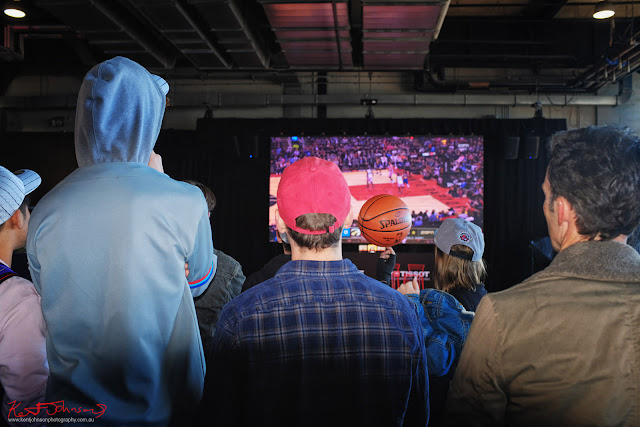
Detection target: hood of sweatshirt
<box><xmin>74</xmin><ymin>56</ymin><xmax>170</xmax><ymax>167</ymax></box>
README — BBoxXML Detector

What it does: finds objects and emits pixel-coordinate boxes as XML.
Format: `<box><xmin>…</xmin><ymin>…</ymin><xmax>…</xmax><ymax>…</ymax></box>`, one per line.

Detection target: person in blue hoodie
<box><xmin>26</xmin><ymin>56</ymin><xmax>216</xmax><ymax>426</ymax></box>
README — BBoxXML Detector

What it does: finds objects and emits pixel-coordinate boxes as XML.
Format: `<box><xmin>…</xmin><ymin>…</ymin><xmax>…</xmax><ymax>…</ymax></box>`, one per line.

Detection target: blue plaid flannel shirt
<box><xmin>201</xmin><ymin>259</ymin><xmax>429</xmax><ymax>427</ymax></box>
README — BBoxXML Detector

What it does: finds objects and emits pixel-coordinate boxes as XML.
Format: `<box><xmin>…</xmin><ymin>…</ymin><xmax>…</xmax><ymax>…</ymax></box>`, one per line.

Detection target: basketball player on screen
<box><xmin>367</xmin><ymin>168</ymin><xmax>374</xmax><ymax>189</ymax></box>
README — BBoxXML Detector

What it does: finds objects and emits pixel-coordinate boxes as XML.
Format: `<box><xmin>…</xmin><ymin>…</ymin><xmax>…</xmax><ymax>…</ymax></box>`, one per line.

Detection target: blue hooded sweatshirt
<box><xmin>26</xmin><ymin>56</ymin><xmax>216</xmax><ymax>426</ymax></box>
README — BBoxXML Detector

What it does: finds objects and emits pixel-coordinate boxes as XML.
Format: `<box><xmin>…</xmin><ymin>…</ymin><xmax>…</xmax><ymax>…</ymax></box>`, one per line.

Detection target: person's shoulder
<box><xmin>213</xmin><ymin>248</ymin><xmax>243</xmax><ymax>278</ymax></box>
<box><xmin>478</xmin><ymin>271</ymin><xmax>562</xmax><ymax>320</ymax></box>
<box><xmin>0</xmin><ymin>275</ymin><xmax>40</xmax><ymax>307</ymax></box>
<box><xmin>422</xmin><ymin>288</ymin><xmax>464</xmax><ymax>307</ymax></box>
<box><xmin>238</xmin><ymin>267</ymin><xmax>406</xmax><ymax>306</ymax></box>
<box><xmin>219</xmin><ymin>275</ymin><xmax>283</xmax><ymax>322</ymax></box>
<box><xmin>149</xmin><ymin>172</ymin><xmax>199</xmax><ymax>193</ymax></box>
<box><xmin>356</xmin><ymin>275</ymin><xmax>418</xmax><ymax>312</ymax></box>
<box><xmin>360</xmin><ymin>275</ymin><xmax>399</xmax><ymax>295</ymax></box>
<box><xmin>483</xmin><ymin>280</ymin><xmax>530</xmax><ymax>304</ymax></box>
<box><xmin>214</xmin><ymin>249</ymin><xmax>241</xmax><ymax>268</ymax></box>
<box><xmin>231</xmin><ymin>272</ymin><xmax>279</xmax><ymax>298</ymax></box>
<box><xmin>145</xmin><ymin>174</ymin><xmax>208</xmax><ymax>211</ymax></box>
<box><xmin>30</xmin><ymin>168</ymin><xmax>84</xmax><ymax>216</ymax></box>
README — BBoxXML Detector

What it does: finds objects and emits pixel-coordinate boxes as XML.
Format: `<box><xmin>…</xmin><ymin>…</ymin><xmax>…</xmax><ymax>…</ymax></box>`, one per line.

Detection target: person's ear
<box><xmin>9</xmin><ymin>209</ymin><xmax>25</xmax><ymax>230</ymax></box>
<box><xmin>343</xmin><ymin>205</ymin><xmax>354</xmax><ymax>228</ymax></box>
<box><xmin>275</xmin><ymin>209</ymin><xmax>288</xmax><ymax>235</ymax></box>
<box><xmin>556</xmin><ymin>196</ymin><xmax>574</xmax><ymax>226</ymax></box>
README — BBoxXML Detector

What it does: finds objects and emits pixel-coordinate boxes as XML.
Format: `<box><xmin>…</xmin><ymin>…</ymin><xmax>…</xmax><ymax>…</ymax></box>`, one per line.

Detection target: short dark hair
<box><xmin>183</xmin><ymin>180</ymin><xmax>216</xmax><ymax>212</ymax></box>
<box><xmin>287</xmin><ymin>213</ymin><xmax>342</xmax><ymax>251</ymax></box>
<box><xmin>547</xmin><ymin>126</ymin><xmax>640</xmax><ymax>240</ymax></box>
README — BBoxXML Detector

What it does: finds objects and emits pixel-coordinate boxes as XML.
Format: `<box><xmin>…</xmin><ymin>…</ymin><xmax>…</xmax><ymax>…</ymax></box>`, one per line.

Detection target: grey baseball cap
<box><xmin>435</xmin><ymin>218</ymin><xmax>484</xmax><ymax>262</ymax></box>
<box><xmin>0</xmin><ymin>166</ymin><xmax>41</xmax><ymax>224</ymax></box>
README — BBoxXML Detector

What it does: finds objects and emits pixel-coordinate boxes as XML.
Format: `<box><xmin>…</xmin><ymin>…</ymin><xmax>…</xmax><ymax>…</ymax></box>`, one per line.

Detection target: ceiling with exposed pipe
<box><xmin>1</xmin><ymin>0</ymin><xmax>640</xmax><ymax>94</ymax></box>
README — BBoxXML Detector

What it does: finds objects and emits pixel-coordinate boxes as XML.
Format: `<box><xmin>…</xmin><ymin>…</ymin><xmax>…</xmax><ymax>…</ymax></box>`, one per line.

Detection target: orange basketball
<box><xmin>358</xmin><ymin>194</ymin><xmax>412</xmax><ymax>247</ymax></box>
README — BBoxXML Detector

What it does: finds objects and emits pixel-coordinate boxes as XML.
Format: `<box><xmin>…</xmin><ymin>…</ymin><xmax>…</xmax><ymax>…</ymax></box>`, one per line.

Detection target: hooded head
<box><xmin>75</xmin><ymin>56</ymin><xmax>170</xmax><ymax>167</ymax></box>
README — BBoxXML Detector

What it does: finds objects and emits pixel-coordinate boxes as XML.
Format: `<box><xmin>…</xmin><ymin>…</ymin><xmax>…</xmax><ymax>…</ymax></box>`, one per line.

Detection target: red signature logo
<box><xmin>7</xmin><ymin>400</ymin><xmax>107</xmax><ymax>418</ymax></box>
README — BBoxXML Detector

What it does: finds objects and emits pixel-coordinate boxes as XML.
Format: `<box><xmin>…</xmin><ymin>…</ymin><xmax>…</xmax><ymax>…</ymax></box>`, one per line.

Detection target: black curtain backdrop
<box><xmin>2</xmin><ymin>116</ymin><xmax>565</xmax><ymax>292</ymax></box>
<box><xmin>173</xmin><ymin>117</ymin><xmax>566</xmax><ymax>292</ymax></box>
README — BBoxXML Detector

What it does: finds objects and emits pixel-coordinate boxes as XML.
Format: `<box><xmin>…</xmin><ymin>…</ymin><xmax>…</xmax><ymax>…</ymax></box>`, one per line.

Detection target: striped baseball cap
<box><xmin>0</xmin><ymin>166</ymin><xmax>41</xmax><ymax>224</ymax></box>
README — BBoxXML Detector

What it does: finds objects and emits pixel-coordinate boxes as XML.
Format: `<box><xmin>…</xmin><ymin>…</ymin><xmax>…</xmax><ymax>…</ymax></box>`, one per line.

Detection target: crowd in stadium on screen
<box><xmin>271</xmin><ymin>135</ymin><xmax>484</xmax><ymax>224</ymax></box>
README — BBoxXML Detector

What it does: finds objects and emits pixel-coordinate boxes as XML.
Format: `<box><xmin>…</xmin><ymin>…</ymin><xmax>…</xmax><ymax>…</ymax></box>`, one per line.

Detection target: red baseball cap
<box><xmin>277</xmin><ymin>156</ymin><xmax>351</xmax><ymax>235</ymax></box>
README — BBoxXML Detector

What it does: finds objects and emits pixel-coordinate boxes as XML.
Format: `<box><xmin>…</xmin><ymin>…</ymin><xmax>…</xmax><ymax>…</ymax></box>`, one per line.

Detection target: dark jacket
<box><xmin>194</xmin><ymin>249</ymin><xmax>245</xmax><ymax>359</ymax></box>
<box><xmin>449</xmin><ymin>284</ymin><xmax>487</xmax><ymax>312</ymax></box>
<box><xmin>375</xmin><ymin>253</ymin><xmax>397</xmax><ymax>286</ymax></box>
<box><xmin>241</xmin><ymin>254</ymin><xmax>291</xmax><ymax>292</ymax></box>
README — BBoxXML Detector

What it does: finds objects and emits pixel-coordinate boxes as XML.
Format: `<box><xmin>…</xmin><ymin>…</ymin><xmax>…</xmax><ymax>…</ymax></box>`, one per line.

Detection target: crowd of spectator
<box><xmin>6</xmin><ymin>56</ymin><xmax>639</xmax><ymax>427</ymax></box>
<box><xmin>271</xmin><ymin>135</ymin><xmax>484</xmax><ymax>227</ymax></box>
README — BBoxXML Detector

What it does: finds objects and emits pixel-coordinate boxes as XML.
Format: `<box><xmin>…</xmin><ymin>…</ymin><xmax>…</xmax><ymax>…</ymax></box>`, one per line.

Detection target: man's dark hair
<box><xmin>547</xmin><ymin>126</ymin><xmax>640</xmax><ymax>240</ymax></box>
<box><xmin>0</xmin><ymin>198</ymin><xmax>29</xmax><ymax>231</ymax></box>
<box><xmin>183</xmin><ymin>180</ymin><xmax>216</xmax><ymax>213</ymax></box>
<box><xmin>287</xmin><ymin>213</ymin><xmax>342</xmax><ymax>251</ymax></box>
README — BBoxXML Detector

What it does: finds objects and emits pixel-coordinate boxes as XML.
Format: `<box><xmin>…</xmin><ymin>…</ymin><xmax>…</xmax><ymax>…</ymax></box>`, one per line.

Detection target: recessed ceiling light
<box><xmin>4</xmin><ymin>8</ymin><xmax>26</xmax><ymax>18</ymax></box>
<box><xmin>3</xmin><ymin>0</ymin><xmax>26</xmax><ymax>18</ymax></box>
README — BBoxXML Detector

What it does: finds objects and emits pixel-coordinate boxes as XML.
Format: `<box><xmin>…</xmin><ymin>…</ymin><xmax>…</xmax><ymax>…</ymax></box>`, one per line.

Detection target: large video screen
<box><xmin>269</xmin><ymin>135</ymin><xmax>484</xmax><ymax>245</ymax></box>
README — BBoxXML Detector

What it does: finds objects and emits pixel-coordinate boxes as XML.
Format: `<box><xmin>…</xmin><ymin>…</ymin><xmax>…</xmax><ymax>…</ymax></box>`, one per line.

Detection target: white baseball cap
<box><xmin>0</xmin><ymin>166</ymin><xmax>41</xmax><ymax>224</ymax></box>
<box><xmin>435</xmin><ymin>218</ymin><xmax>485</xmax><ymax>262</ymax></box>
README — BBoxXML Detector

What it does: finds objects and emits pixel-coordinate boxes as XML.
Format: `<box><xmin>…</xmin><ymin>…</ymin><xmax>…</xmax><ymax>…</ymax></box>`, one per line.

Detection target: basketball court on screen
<box><xmin>269</xmin><ymin>170</ymin><xmax>453</xmax><ymax>227</ymax></box>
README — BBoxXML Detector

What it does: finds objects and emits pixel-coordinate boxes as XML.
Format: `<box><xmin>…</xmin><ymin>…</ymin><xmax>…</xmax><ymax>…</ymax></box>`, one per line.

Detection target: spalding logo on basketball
<box><xmin>358</xmin><ymin>194</ymin><xmax>412</xmax><ymax>247</ymax></box>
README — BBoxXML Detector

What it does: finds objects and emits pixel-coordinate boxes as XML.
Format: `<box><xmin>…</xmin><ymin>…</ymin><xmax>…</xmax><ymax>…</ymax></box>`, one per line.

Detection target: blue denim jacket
<box><xmin>406</xmin><ymin>289</ymin><xmax>474</xmax><ymax>377</ymax></box>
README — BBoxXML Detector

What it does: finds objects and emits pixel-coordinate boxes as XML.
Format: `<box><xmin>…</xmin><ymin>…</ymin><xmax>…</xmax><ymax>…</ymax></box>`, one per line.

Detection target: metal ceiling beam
<box><xmin>350</xmin><ymin>0</ymin><xmax>363</xmax><ymax>67</ymax></box>
<box><xmin>438</xmin><ymin>40</ymin><xmax>553</xmax><ymax>45</ymax></box>
<box><xmin>272</xmin><ymin>27</ymin><xmax>351</xmax><ymax>31</ymax></box>
<box><xmin>227</xmin><ymin>0</ymin><xmax>271</xmax><ymax>69</ymax></box>
<box><xmin>124</xmin><ymin>0</ymin><xmax>233</xmax><ymax>70</ymax></box>
<box><xmin>572</xmin><ymin>34</ymin><xmax>640</xmax><ymax>90</ymax></box>
<box><xmin>432</xmin><ymin>54</ymin><xmax>576</xmax><ymax>60</ymax></box>
<box><xmin>0</xmin><ymin>92</ymin><xmax>624</xmax><ymax>109</ymax></box>
<box><xmin>278</xmin><ymin>37</ymin><xmax>351</xmax><ymax>42</ymax></box>
<box><xmin>90</xmin><ymin>0</ymin><xmax>177</xmax><ymax>69</ymax></box>
<box><xmin>450</xmin><ymin>0</ymin><xmax>637</xmax><ymax>4</ymax></box>
<box><xmin>173</xmin><ymin>0</ymin><xmax>233</xmax><ymax>69</ymax></box>
<box><xmin>257</xmin><ymin>0</ymin><xmax>346</xmax><ymax>3</ymax></box>
<box><xmin>4</xmin><ymin>24</ymin><xmax>98</xmax><ymax>67</ymax></box>
<box><xmin>433</xmin><ymin>0</ymin><xmax>450</xmax><ymax>40</ymax></box>
<box><xmin>449</xmin><ymin>1</ymin><xmax>635</xmax><ymax>6</ymax></box>
<box><xmin>431</xmin><ymin>18</ymin><xmax>611</xmax><ymax>70</ymax></box>
<box><xmin>331</xmin><ymin>0</ymin><xmax>344</xmax><ymax>70</ymax></box>
<box><xmin>259</xmin><ymin>1</ymin><xmax>354</xmax><ymax>69</ymax></box>
<box><xmin>122</xmin><ymin>1</ymin><xmax>204</xmax><ymax>71</ymax></box>
<box><xmin>360</xmin><ymin>0</ymin><xmax>448</xmax><ymax>4</ymax></box>
<box><xmin>525</xmin><ymin>0</ymin><xmax>569</xmax><ymax>19</ymax></box>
